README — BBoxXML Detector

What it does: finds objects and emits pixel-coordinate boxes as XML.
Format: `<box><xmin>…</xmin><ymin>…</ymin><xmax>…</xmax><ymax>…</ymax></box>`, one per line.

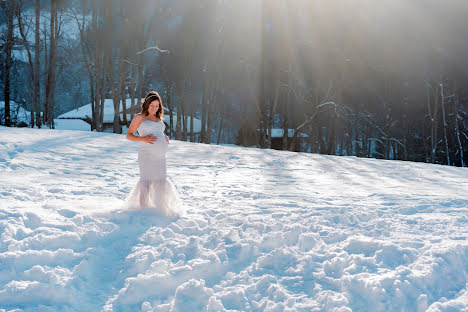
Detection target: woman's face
<box><xmin>148</xmin><ymin>99</ymin><xmax>160</xmax><ymax>115</ymax></box>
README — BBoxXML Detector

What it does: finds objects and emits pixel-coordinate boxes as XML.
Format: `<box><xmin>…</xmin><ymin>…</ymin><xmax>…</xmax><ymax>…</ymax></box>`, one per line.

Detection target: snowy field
<box><xmin>0</xmin><ymin>126</ymin><xmax>467</xmax><ymax>312</ymax></box>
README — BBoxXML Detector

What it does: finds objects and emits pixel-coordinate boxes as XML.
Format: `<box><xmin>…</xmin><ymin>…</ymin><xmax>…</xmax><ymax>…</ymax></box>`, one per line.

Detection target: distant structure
<box><xmin>0</xmin><ymin>101</ymin><xmax>31</xmax><ymax>127</ymax></box>
<box><xmin>57</xmin><ymin>99</ymin><xmax>134</xmax><ymax>132</ymax></box>
<box><xmin>270</xmin><ymin>128</ymin><xmax>309</xmax><ymax>152</ymax></box>
<box><xmin>57</xmin><ymin>99</ymin><xmax>202</xmax><ymax>135</ymax></box>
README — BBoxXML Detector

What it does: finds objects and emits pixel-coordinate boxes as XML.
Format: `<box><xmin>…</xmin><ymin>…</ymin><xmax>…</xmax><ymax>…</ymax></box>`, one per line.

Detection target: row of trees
<box><xmin>1</xmin><ymin>0</ymin><xmax>467</xmax><ymax>166</ymax></box>
<box><xmin>1</xmin><ymin>0</ymin><xmax>59</xmax><ymax>128</ymax></box>
<box><xmin>253</xmin><ymin>0</ymin><xmax>468</xmax><ymax>166</ymax></box>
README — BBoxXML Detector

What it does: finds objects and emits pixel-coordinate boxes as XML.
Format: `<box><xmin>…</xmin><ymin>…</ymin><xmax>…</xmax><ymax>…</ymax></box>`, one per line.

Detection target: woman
<box><xmin>124</xmin><ymin>91</ymin><xmax>182</xmax><ymax>217</ymax></box>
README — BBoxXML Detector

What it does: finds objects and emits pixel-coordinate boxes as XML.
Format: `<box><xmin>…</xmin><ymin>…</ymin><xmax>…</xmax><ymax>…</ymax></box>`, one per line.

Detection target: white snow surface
<box><xmin>53</xmin><ymin>119</ymin><xmax>91</xmax><ymax>131</ymax></box>
<box><xmin>0</xmin><ymin>126</ymin><xmax>467</xmax><ymax>312</ymax></box>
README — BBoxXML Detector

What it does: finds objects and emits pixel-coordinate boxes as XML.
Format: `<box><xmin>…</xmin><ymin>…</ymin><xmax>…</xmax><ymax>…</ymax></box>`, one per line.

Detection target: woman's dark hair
<box><xmin>140</xmin><ymin>91</ymin><xmax>164</xmax><ymax>119</ymax></box>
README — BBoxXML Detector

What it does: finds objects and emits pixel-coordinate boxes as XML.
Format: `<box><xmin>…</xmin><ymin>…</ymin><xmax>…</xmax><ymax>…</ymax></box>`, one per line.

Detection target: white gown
<box><xmin>124</xmin><ymin>120</ymin><xmax>182</xmax><ymax>217</ymax></box>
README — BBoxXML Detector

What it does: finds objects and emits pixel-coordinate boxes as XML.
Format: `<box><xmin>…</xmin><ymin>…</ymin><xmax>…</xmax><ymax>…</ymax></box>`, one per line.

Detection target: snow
<box><xmin>0</xmin><ymin>101</ymin><xmax>30</xmax><ymax>125</ymax></box>
<box><xmin>0</xmin><ymin>101</ymin><xmax>90</xmax><ymax>131</ymax></box>
<box><xmin>0</xmin><ymin>126</ymin><xmax>467</xmax><ymax>312</ymax></box>
<box><xmin>53</xmin><ymin>119</ymin><xmax>90</xmax><ymax>131</ymax></box>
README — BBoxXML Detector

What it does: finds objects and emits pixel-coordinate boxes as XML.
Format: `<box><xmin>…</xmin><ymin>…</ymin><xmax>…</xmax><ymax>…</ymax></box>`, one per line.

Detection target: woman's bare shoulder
<box><xmin>129</xmin><ymin>113</ymin><xmax>144</xmax><ymax>126</ymax></box>
<box><xmin>133</xmin><ymin>113</ymin><xmax>144</xmax><ymax>120</ymax></box>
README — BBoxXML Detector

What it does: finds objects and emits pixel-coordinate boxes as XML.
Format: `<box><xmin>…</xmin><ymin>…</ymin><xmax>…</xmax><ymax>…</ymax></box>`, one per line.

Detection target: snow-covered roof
<box><xmin>58</xmin><ymin>98</ymin><xmax>202</xmax><ymax>132</ymax></box>
<box><xmin>57</xmin><ymin>99</ymin><xmax>137</xmax><ymax>123</ymax></box>
<box><xmin>0</xmin><ymin>101</ymin><xmax>31</xmax><ymax>125</ymax></box>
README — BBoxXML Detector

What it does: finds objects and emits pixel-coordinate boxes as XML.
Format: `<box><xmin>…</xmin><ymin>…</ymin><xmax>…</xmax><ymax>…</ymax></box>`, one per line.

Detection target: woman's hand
<box><xmin>142</xmin><ymin>134</ymin><xmax>158</xmax><ymax>144</ymax></box>
<box><xmin>164</xmin><ymin>134</ymin><xmax>169</xmax><ymax>144</ymax></box>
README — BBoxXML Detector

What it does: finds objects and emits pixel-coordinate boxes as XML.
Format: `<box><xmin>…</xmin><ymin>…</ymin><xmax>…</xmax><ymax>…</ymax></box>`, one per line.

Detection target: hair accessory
<box><xmin>146</xmin><ymin>94</ymin><xmax>159</xmax><ymax>101</ymax></box>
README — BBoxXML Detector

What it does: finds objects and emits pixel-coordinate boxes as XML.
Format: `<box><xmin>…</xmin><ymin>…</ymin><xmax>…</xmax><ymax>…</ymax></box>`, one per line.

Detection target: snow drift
<box><xmin>0</xmin><ymin>126</ymin><xmax>467</xmax><ymax>312</ymax></box>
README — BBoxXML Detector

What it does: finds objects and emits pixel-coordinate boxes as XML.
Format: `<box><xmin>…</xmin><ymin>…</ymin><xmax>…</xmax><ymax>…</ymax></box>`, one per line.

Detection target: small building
<box><xmin>57</xmin><ymin>99</ymin><xmax>202</xmax><ymax>136</ymax></box>
<box><xmin>270</xmin><ymin>128</ymin><xmax>309</xmax><ymax>152</ymax></box>
<box><xmin>57</xmin><ymin>99</ymin><xmax>136</xmax><ymax>132</ymax></box>
<box><xmin>0</xmin><ymin>101</ymin><xmax>31</xmax><ymax>126</ymax></box>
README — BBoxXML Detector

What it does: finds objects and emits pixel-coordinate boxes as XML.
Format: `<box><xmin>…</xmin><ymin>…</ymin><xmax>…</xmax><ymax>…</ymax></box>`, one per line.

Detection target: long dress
<box><xmin>124</xmin><ymin>119</ymin><xmax>183</xmax><ymax>217</ymax></box>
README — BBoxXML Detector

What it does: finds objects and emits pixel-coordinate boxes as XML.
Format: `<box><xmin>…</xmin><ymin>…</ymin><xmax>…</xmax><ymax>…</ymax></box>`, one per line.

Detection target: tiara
<box><xmin>146</xmin><ymin>94</ymin><xmax>159</xmax><ymax>101</ymax></box>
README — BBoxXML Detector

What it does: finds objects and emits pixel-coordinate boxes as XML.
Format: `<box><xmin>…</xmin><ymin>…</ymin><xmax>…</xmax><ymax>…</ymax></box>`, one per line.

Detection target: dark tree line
<box><xmin>1</xmin><ymin>0</ymin><xmax>467</xmax><ymax>167</ymax></box>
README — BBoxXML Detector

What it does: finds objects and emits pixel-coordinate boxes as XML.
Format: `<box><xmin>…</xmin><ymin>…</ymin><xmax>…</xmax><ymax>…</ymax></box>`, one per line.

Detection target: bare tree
<box><xmin>0</xmin><ymin>0</ymin><xmax>15</xmax><ymax>126</ymax></box>
<box><xmin>425</xmin><ymin>81</ymin><xmax>439</xmax><ymax>163</ymax></box>
<box><xmin>454</xmin><ymin>95</ymin><xmax>465</xmax><ymax>167</ymax></box>
<box><xmin>15</xmin><ymin>3</ymin><xmax>31</xmax><ymax>125</ymax></box>
<box><xmin>70</xmin><ymin>0</ymin><xmax>99</xmax><ymax>130</ymax></box>
<box><xmin>44</xmin><ymin>0</ymin><xmax>62</xmax><ymax>128</ymax></box>
<box><xmin>440</xmin><ymin>82</ymin><xmax>450</xmax><ymax>165</ymax></box>
<box><xmin>35</xmin><ymin>0</ymin><xmax>41</xmax><ymax>127</ymax></box>
<box><xmin>15</xmin><ymin>1</ymin><xmax>38</xmax><ymax>128</ymax></box>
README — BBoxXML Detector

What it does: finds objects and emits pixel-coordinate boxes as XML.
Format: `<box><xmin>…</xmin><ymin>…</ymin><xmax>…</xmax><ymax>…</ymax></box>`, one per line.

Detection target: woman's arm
<box><xmin>126</xmin><ymin>115</ymin><xmax>157</xmax><ymax>144</ymax></box>
<box><xmin>126</xmin><ymin>115</ymin><xmax>143</xmax><ymax>142</ymax></box>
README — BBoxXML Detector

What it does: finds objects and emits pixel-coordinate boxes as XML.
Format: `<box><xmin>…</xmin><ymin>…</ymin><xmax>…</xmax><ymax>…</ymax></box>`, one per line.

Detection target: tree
<box><xmin>44</xmin><ymin>0</ymin><xmax>62</xmax><ymax>128</ymax></box>
<box><xmin>16</xmin><ymin>0</ymin><xmax>37</xmax><ymax>127</ymax></box>
<box><xmin>35</xmin><ymin>0</ymin><xmax>41</xmax><ymax>127</ymax></box>
<box><xmin>0</xmin><ymin>0</ymin><xmax>16</xmax><ymax>126</ymax></box>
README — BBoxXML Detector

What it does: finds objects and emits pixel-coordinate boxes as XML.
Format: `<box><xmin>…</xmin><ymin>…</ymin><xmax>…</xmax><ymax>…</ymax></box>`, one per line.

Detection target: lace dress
<box><xmin>124</xmin><ymin>120</ymin><xmax>182</xmax><ymax>217</ymax></box>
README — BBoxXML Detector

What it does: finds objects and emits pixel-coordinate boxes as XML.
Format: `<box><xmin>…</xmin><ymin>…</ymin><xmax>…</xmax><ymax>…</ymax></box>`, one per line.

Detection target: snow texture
<box><xmin>0</xmin><ymin>126</ymin><xmax>467</xmax><ymax>312</ymax></box>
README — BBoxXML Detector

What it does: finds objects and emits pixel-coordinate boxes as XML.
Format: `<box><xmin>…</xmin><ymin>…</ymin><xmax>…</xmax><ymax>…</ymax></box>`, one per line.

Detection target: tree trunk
<box><xmin>16</xmin><ymin>3</ymin><xmax>35</xmax><ymax>127</ymax></box>
<box><xmin>426</xmin><ymin>84</ymin><xmax>439</xmax><ymax>163</ymax></box>
<box><xmin>102</xmin><ymin>0</ymin><xmax>122</xmax><ymax>134</ymax></box>
<box><xmin>45</xmin><ymin>0</ymin><xmax>58</xmax><ymax>128</ymax></box>
<box><xmin>42</xmin><ymin>21</ymin><xmax>48</xmax><ymax>126</ymax></box>
<box><xmin>165</xmin><ymin>81</ymin><xmax>174</xmax><ymax>136</ymax></box>
<box><xmin>200</xmin><ymin>72</ymin><xmax>208</xmax><ymax>143</ymax></box>
<box><xmin>137</xmin><ymin>32</ymin><xmax>145</xmax><ymax>105</ymax></box>
<box><xmin>182</xmin><ymin>78</ymin><xmax>188</xmax><ymax>141</ymax></box>
<box><xmin>454</xmin><ymin>96</ymin><xmax>465</xmax><ymax>167</ymax></box>
<box><xmin>2</xmin><ymin>0</ymin><xmax>14</xmax><ymax>126</ymax></box>
<box><xmin>35</xmin><ymin>0</ymin><xmax>41</xmax><ymax>128</ymax></box>
<box><xmin>440</xmin><ymin>83</ymin><xmax>450</xmax><ymax>165</ymax></box>
<box><xmin>92</xmin><ymin>1</ymin><xmax>100</xmax><ymax>131</ymax></box>
<box><xmin>282</xmin><ymin>78</ymin><xmax>291</xmax><ymax>151</ymax></box>
<box><xmin>75</xmin><ymin>0</ymin><xmax>95</xmax><ymax>130</ymax></box>
<box><xmin>326</xmin><ymin>117</ymin><xmax>336</xmax><ymax>155</ymax></box>
<box><xmin>189</xmin><ymin>81</ymin><xmax>194</xmax><ymax>142</ymax></box>
<box><xmin>129</xmin><ymin>62</ymin><xmax>137</xmax><ymax>119</ymax></box>
<box><xmin>119</xmin><ymin>1</ymin><xmax>128</xmax><ymax>127</ymax></box>
<box><xmin>267</xmin><ymin>71</ymin><xmax>280</xmax><ymax>149</ymax></box>
<box><xmin>216</xmin><ymin>98</ymin><xmax>224</xmax><ymax>145</ymax></box>
<box><xmin>175</xmin><ymin>84</ymin><xmax>182</xmax><ymax>140</ymax></box>
<box><xmin>206</xmin><ymin>75</ymin><xmax>220</xmax><ymax>144</ymax></box>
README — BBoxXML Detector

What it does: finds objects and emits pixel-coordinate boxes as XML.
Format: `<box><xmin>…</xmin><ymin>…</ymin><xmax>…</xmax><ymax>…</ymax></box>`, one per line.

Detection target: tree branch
<box><xmin>135</xmin><ymin>46</ymin><xmax>170</xmax><ymax>55</ymax></box>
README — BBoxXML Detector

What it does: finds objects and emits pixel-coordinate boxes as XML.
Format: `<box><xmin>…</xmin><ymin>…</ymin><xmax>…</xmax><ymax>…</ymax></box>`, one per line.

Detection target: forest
<box><xmin>1</xmin><ymin>0</ymin><xmax>467</xmax><ymax>167</ymax></box>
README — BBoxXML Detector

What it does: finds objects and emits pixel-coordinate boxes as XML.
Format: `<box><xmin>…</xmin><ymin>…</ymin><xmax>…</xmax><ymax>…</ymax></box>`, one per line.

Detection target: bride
<box><xmin>124</xmin><ymin>91</ymin><xmax>183</xmax><ymax>217</ymax></box>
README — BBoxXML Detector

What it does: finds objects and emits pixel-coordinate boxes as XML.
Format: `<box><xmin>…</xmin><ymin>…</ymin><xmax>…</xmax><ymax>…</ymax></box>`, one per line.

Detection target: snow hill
<box><xmin>0</xmin><ymin>126</ymin><xmax>467</xmax><ymax>312</ymax></box>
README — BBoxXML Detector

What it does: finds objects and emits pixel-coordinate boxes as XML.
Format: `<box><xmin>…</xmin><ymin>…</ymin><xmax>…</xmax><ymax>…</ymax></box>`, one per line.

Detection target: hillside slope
<box><xmin>1</xmin><ymin>126</ymin><xmax>467</xmax><ymax>312</ymax></box>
